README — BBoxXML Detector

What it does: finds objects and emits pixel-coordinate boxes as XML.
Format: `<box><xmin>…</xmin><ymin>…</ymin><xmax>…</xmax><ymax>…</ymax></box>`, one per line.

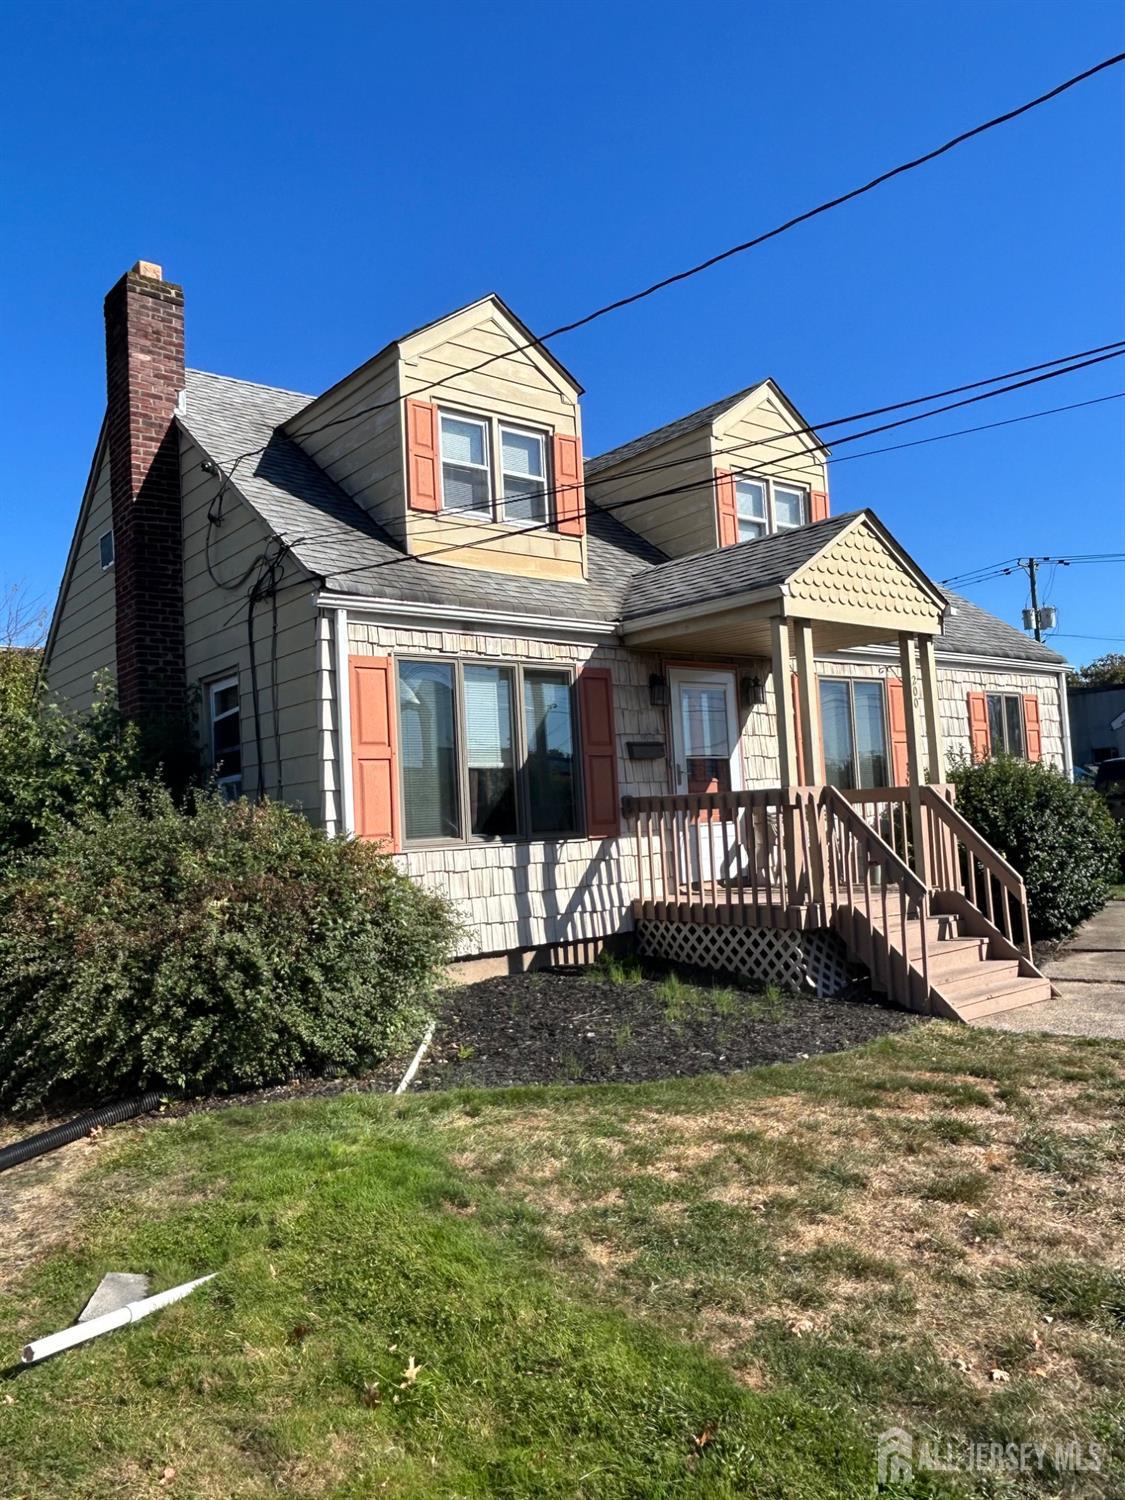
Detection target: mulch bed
<box><xmin>412</xmin><ymin>969</ymin><xmax>920</xmax><ymax>1091</ymax></box>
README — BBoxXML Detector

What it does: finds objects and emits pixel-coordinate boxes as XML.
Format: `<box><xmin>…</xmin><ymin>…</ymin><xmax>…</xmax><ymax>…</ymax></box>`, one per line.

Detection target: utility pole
<box><xmin>1026</xmin><ymin>556</ymin><xmax>1042</xmax><ymax>642</ymax></box>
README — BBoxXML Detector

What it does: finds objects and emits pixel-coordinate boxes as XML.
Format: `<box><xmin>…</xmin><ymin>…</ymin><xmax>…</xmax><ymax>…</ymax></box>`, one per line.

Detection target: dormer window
<box><xmin>734</xmin><ymin>475</ymin><xmax>807</xmax><ymax>541</ymax></box>
<box><xmin>439</xmin><ymin>409</ymin><xmax>550</xmax><ymax>526</ymax></box>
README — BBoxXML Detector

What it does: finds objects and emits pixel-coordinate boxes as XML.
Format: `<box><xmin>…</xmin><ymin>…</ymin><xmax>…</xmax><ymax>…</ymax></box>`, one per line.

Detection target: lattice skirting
<box><xmin>635</xmin><ymin>921</ymin><xmax>855</xmax><ymax>998</ymax></box>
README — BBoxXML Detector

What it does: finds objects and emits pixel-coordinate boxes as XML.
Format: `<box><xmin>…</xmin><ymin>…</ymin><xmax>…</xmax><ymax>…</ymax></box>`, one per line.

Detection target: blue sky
<box><xmin>2</xmin><ymin>0</ymin><xmax>1122</xmax><ymax>662</ymax></box>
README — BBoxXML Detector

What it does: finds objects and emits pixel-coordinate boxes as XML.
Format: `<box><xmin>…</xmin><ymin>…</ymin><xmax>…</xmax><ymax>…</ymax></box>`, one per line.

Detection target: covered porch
<box><xmin>617</xmin><ymin>512</ymin><xmax>1051</xmax><ymax>1021</ymax></box>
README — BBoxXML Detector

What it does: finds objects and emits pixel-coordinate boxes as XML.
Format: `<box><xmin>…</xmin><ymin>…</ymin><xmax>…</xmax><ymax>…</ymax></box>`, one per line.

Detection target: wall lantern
<box><xmin>741</xmin><ymin>674</ymin><xmax>765</xmax><ymax>709</ymax></box>
<box><xmin>649</xmin><ymin>673</ymin><xmax>670</xmax><ymax>708</ymax></box>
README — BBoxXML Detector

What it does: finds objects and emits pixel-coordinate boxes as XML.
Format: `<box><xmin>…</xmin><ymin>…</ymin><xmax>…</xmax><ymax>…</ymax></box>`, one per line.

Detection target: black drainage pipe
<box><xmin>0</xmin><ymin>1093</ymin><xmax>164</xmax><ymax>1175</ymax></box>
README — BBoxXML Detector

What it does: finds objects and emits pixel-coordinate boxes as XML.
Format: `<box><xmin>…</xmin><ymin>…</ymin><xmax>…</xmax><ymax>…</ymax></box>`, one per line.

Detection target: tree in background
<box><xmin>1071</xmin><ymin>653</ymin><xmax>1125</xmax><ymax>687</ymax></box>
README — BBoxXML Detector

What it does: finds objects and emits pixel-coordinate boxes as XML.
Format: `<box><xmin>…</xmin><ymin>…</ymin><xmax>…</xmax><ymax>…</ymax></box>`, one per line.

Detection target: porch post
<box><xmin>898</xmin><ymin>632</ymin><xmax>929</xmax><ymax>882</ymax></box>
<box><xmin>793</xmin><ymin>619</ymin><xmax>824</xmax><ymax>784</ymax></box>
<box><xmin>918</xmin><ymin>634</ymin><xmax>945</xmax><ymax>784</ymax></box>
<box><xmin>771</xmin><ymin>615</ymin><xmax>797</xmax><ymax>787</ymax></box>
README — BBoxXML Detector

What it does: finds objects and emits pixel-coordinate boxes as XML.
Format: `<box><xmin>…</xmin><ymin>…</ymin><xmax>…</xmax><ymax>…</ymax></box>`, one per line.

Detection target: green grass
<box><xmin>3</xmin><ymin>1024</ymin><xmax>1124</xmax><ymax>1498</ymax></box>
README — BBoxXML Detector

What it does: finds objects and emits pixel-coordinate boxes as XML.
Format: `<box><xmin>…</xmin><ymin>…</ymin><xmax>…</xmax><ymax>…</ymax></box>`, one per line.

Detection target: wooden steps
<box><xmin>837</xmin><ymin>909</ymin><xmax>1053</xmax><ymax>1023</ymax></box>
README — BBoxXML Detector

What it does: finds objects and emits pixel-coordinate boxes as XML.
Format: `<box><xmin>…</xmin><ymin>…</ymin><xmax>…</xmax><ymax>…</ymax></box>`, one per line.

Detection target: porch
<box><xmin>622</xmin><ymin>783</ymin><xmax>1051</xmax><ymax>1022</ymax></box>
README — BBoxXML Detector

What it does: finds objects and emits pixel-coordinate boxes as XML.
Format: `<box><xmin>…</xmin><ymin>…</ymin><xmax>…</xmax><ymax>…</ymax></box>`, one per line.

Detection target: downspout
<box><xmin>1058</xmin><ymin>666</ymin><xmax>1074</xmax><ymax>778</ymax></box>
<box><xmin>335</xmin><ymin>606</ymin><xmax>355</xmax><ymax>835</ymax></box>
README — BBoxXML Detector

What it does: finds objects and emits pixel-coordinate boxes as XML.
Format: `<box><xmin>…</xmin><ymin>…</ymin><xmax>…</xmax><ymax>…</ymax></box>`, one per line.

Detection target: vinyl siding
<box><xmin>285</xmin><ymin>354</ymin><xmax>406</xmax><ymax>544</ymax></box>
<box><xmin>180</xmin><ymin>435</ymin><xmax>323</xmax><ymax>817</ymax></box>
<box><xmin>713</xmin><ymin>389</ymin><xmax>828</xmax><ymax>505</ymax></box>
<box><xmin>398</xmin><ymin>306</ymin><xmax>586</xmax><ymax>581</ymax></box>
<box><xmin>44</xmin><ymin>433</ymin><xmax>118</xmax><ymax>711</ymax></box>
<box><xmin>586</xmin><ymin>426</ymin><xmax>715</xmax><ymax>559</ymax></box>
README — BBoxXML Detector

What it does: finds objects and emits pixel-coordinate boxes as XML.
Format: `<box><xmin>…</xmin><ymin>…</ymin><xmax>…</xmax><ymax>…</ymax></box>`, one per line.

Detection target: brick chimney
<box><xmin>103</xmin><ymin>261</ymin><xmax>186</xmax><ymax>725</ymax></box>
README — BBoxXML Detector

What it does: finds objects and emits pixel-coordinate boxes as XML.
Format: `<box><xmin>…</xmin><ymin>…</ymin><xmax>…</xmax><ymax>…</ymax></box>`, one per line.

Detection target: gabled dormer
<box><xmin>285</xmin><ymin>295</ymin><xmax>588</xmax><ymax>581</ymax></box>
<box><xmin>585</xmin><ymin>379</ymin><xmax>829</xmax><ymax>560</ymax></box>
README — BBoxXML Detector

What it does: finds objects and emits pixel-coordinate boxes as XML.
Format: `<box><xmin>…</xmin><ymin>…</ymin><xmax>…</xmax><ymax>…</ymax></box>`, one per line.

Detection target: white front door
<box><xmin>669</xmin><ymin>669</ymin><xmax>742</xmax><ymax>885</ymax></box>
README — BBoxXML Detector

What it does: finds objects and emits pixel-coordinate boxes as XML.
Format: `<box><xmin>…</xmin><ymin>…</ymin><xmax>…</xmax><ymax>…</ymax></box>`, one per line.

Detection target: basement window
<box><xmin>209</xmin><ymin>677</ymin><xmax>243</xmax><ymax>798</ymax></box>
<box><xmin>99</xmin><ymin>529</ymin><xmax>115</xmax><ymax>570</ymax></box>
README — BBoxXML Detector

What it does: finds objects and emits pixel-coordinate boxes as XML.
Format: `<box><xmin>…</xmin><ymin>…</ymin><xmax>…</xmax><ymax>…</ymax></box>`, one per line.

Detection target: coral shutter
<box><xmin>967</xmin><ymin>692</ymin><xmax>991</xmax><ymax>762</ymax></box>
<box><xmin>1023</xmin><ymin>695</ymin><xmax>1042</xmax><ymax>762</ymax></box>
<box><xmin>790</xmin><ymin>673</ymin><xmax>806</xmax><ymax>784</ymax></box>
<box><xmin>553</xmin><ymin>433</ymin><xmax>586</xmax><ymax>536</ymax></box>
<box><xmin>349</xmin><ymin>655</ymin><xmax>399</xmax><ymax>849</ymax></box>
<box><xmin>715</xmin><ymin>469</ymin><xmax>738</xmax><ymax>547</ymax></box>
<box><xmin>886</xmin><ymin>678</ymin><xmax>910</xmax><ymax>786</ymax></box>
<box><xmin>809</xmin><ymin>489</ymin><xmax>830</xmax><ymax>523</ymax></box>
<box><xmin>578</xmin><ymin>667</ymin><xmax>619</xmax><ymax>837</ymax></box>
<box><xmin>405</xmin><ymin>399</ymin><xmax>440</xmax><ymax>513</ymax></box>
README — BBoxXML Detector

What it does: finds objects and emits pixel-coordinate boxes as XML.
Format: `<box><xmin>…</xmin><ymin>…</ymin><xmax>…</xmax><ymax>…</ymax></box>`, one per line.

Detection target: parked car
<box><xmin>1094</xmin><ymin>757</ymin><xmax>1125</xmax><ymax>823</ymax></box>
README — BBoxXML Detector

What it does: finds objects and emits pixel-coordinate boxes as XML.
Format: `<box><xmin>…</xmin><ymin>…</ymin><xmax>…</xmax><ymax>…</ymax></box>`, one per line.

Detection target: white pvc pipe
<box><xmin>394</xmin><ymin>1022</ymin><xmax>436</xmax><ymax>1094</ymax></box>
<box><xmin>21</xmin><ymin>1273</ymin><xmax>216</xmax><ymax>1364</ymax></box>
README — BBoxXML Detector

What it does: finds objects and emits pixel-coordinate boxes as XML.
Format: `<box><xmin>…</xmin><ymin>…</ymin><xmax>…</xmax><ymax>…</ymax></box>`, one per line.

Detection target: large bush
<box><xmin>950</xmin><ymin>755</ymin><xmax>1119</xmax><ymax>940</ymax></box>
<box><xmin>0</xmin><ymin>657</ymin><xmax>142</xmax><ymax>872</ymax></box>
<box><xmin>0</xmin><ymin>785</ymin><xmax>457</xmax><ymax>1112</ymax></box>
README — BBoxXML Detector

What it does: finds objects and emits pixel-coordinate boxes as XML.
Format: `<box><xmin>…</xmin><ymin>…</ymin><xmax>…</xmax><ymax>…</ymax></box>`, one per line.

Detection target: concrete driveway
<box><xmin>974</xmin><ymin>898</ymin><xmax>1125</xmax><ymax>1039</ymax></box>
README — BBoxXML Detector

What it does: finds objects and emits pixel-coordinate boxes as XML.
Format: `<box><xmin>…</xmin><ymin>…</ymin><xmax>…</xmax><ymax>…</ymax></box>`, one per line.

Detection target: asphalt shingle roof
<box><xmin>180</xmin><ymin>369</ymin><xmax>1066</xmax><ymax>667</ymax></box>
<box><xmin>623</xmin><ymin>512</ymin><xmax>855</xmax><ymax>620</ymax></box>
<box><xmin>584</xmin><ymin>382</ymin><xmax>766</xmax><ymax>478</ymax></box>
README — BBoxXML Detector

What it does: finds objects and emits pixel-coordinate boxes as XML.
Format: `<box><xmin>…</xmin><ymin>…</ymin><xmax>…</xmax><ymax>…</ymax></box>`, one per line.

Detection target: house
<box><xmin>1067</xmin><ymin>681</ymin><xmax>1125</xmax><ymax>769</ymax></box>
<box><xmin>44</xmin><ymin>262</ymin><xmax>1071</xmax><ymax>1021</ymax></box>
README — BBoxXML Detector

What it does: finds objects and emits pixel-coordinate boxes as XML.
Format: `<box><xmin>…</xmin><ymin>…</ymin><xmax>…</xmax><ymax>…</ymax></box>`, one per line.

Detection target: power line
<box><xmin>202</xmin><ymin>50</ymin><xmax>1125</xmax><ymax>493</ymax></box>
<box><xmin>271</xmin><ymin>352</ymin><xmax>1125</xmax><ymax>579</ymax></box>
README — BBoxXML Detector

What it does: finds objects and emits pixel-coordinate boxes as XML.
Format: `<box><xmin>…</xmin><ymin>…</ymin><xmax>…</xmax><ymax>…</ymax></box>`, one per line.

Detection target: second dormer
<box><xmin>285</xmin><ymin>295</ymin><xmax>588</xmax><ymax>581</ymax></box>
<box><xmin>585</xmin><ymin>380</ymin><xmax>829</xmax><ymax>560</ymax></box>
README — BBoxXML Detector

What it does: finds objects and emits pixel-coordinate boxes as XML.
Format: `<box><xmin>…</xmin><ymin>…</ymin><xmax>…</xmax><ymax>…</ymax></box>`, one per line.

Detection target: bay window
<box><xmin>439</xmin><ymin>408</ymin><xmax>551</xmax><ymax>526</ymax></box>
<box><xmin>734</xmin><ymin>473</ymin><xmax>808</xmax><ymax>540</ymax></box>
<box><xmin>397</xmin><ymin>658</ymin><xmax>580</xmax><ymax>843</ymax></box>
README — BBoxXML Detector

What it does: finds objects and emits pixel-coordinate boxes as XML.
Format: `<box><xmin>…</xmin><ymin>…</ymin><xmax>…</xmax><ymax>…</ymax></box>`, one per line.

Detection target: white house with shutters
<box><xmin>44</xmin><ymin>262</ymin><xmax>1073</xmax><ymax>1023</ymax></box>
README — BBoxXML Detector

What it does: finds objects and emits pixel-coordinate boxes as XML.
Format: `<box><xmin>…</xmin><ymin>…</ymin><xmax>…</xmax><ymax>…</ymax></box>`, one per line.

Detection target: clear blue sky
<box><xmin>2</xmin><ymin>0</ymin><xmax>1122</xmax><ymax>662</ymax></box>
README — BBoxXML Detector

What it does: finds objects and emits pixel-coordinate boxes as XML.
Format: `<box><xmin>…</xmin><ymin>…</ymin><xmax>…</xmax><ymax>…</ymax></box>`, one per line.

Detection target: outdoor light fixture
<box><xmin>649</xmin><ymin>673</ymin><xmax>670</xmax><ymax>708</ymax></box>
<box><xmin>741</xmin><ymin>675</ymin><xmax>765</xmax><ymax>708</ymax></box>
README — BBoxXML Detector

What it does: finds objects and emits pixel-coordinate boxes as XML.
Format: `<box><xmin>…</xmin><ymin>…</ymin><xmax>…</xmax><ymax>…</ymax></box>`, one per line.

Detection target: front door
<box><xmin>669</xmin><ymin>669</ymin><xmax>742</xmax><ymax>885</ymax></box>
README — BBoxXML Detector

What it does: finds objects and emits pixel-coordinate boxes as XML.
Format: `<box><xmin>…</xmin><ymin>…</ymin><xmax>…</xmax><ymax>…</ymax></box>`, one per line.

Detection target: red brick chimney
<box><xmin>103</xmin><ymin>260</ymin><xmax>186</xmax><ymax>725</ymax></box>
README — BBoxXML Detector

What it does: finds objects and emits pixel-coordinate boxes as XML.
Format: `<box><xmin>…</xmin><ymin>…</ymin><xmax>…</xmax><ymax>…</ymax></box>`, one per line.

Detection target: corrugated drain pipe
<box><xmin>0</xmin><ymin>1093</ymin><xmax>165</xmax><ymax>1175</ymax></box>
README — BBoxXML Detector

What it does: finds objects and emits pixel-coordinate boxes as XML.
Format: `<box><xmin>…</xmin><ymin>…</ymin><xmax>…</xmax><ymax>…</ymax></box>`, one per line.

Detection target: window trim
<box><xmin>208</xmin><ymin>675</ymin><xmax>243</xmax><ymax>797</ymax></box>
<box><xmin>818</xmin><ymin>675</ymin><xmax>891</xmax><ymax>790</ymax></box>
<box><xmin>99</xmin><ymin>529</ymin><xmax>115</xmax><ymax>570</ymax></box>
<box><xmin>437</xmin><ymin>405</ymin><xmax>554</xmax><ymax>530</ymax></box>
<box><xmin>395</xmin><ymin>654</ymin><xmax>583</xmax><ymax>847</ymax></box>
<box><xmin>732</xmin><ymin>472</ymin><xmax>809</xmax><ymax>541</ymax></box>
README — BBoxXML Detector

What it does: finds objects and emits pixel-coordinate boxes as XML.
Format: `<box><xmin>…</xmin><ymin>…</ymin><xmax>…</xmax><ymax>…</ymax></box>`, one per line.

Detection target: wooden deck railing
<box><xmin>621</xmin><ymin>788</ymin><xmax>824</xmax><ymax>928</ymax></box>
<box><xmin>920</xmin><ymin>786</ymin><xmax>1032</xmax><ymax>959</ymax></box>
<box><xmin>822</xmin><ymin>786</ymin><xmax>931</xmax><ymax>1007</ymax></box>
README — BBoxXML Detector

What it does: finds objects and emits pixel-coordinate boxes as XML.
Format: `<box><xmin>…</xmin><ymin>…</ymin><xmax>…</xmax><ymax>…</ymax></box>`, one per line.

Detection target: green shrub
<box><xmin>0</xmin><ymin>784</ymin><xmax>458</xmax><ymax>1112</ymax></box>
<box><xmin>950</xmin><ymin>755</ymin><xmax>1119</xmax><ymax>940</ymax></box>
<box><xmin>0</xmin><ymin>658</ymin><xmax>142</xmax><ymax>873</ymax></box>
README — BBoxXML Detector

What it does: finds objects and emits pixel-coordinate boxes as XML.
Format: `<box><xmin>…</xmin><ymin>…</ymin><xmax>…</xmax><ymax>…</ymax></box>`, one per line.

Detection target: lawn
<box><xmin>1</xmin><ymin>1023</ymin><xmax>1123</xmax><ymax>1498</ymax></box>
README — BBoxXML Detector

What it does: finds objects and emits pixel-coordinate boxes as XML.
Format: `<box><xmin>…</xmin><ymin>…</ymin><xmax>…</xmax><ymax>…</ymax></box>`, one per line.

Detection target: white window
<box><xmin>209</xmin><ymin>677</ymin><xmax>242</xmax><ymax>798</ymax></box>
<box><xmin>733</xmin><ymin>475</ymin><xmax>808</xmax><ymax>541</ymax></box>
<box><xmin>99</xmin><ymin>529</ymin><xmax>115</xmax><ymax>569</ymax></box>
<box><xmin>986</xmin><ymin>694</ymin><xmax>1025</xmax><ymax>757</ymax></box>
<box><xmin>440</xmin><ymin>413</ymin><xmax>491</xmax><ymax>514</ymax></box>
<box><xmin>439</xmin><ymin>409</ymin><xmax>552</xmax><ymax>527</ymax></box>
<box><xmin>500</xmin><ymin>426</ymin><xmax>548</xmax><ymax>524</ymax></box>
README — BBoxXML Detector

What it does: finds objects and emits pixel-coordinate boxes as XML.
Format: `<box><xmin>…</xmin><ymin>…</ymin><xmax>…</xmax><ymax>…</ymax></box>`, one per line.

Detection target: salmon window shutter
<box><xmin>1023</xmin><ymin>695</ymin><xmax>1043</xmax><ymax>762</ymax></box>
<box><xmin>809</xmin><ymin>489</ymin><xmax>830</xmax><ymax>523</ymax></box>
<box><xmin>967</xmin><ymin>691</ymin><xmax>991</xmax><ymax>762</ymax></box>
<box><xmin>553</xmin><ymin>433</ymin><xmax>586</xmax><ymax>536</ymax></box>
<box><xmin>350</xmin><ymin>655</ymin><xmax>399</xmax><ymax>849</ymax></box>
<box><xmin>790</xmin><ymin>673</ymin><xmax>807</xmax><ymax>783</ymax></box>
<box><xmin>715</xmin><ymin>469</ymin><xmax>738</xmax><ymax>547</ymax></box>
<box><xmin>578</xmin><ymin>667</ymin><xmax>619</xmax><ymax>837</ymax></box>
<box><xmin>405</xmin><ymin>399</ymin><xmax>440</xmax><ymax>513</ymax></box>
<box><xmin>886</xmin><ymin>677</ymin><xmax>910</xmax><ymax>786</ymax></box>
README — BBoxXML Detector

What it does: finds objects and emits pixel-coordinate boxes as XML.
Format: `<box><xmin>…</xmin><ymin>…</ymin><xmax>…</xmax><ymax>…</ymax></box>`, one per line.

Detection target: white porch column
<box><xmin>898</xmin><ymin>632</ymin><xmax>929</xmax><ymax>881</ymax></box>
<box><xmin>793</xmin><ymin>619</ymin><xmax>824</xmax><ymax>784</ymax></box>
<box><xmin>771</xmin><ymin>616</ymin><xmax>798</xmax><ymax>788</ymax></box>
<box><xmin>918</xmin><ymin>634</ymin><xmax>945</xmax><ymax>783</ymax></box>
